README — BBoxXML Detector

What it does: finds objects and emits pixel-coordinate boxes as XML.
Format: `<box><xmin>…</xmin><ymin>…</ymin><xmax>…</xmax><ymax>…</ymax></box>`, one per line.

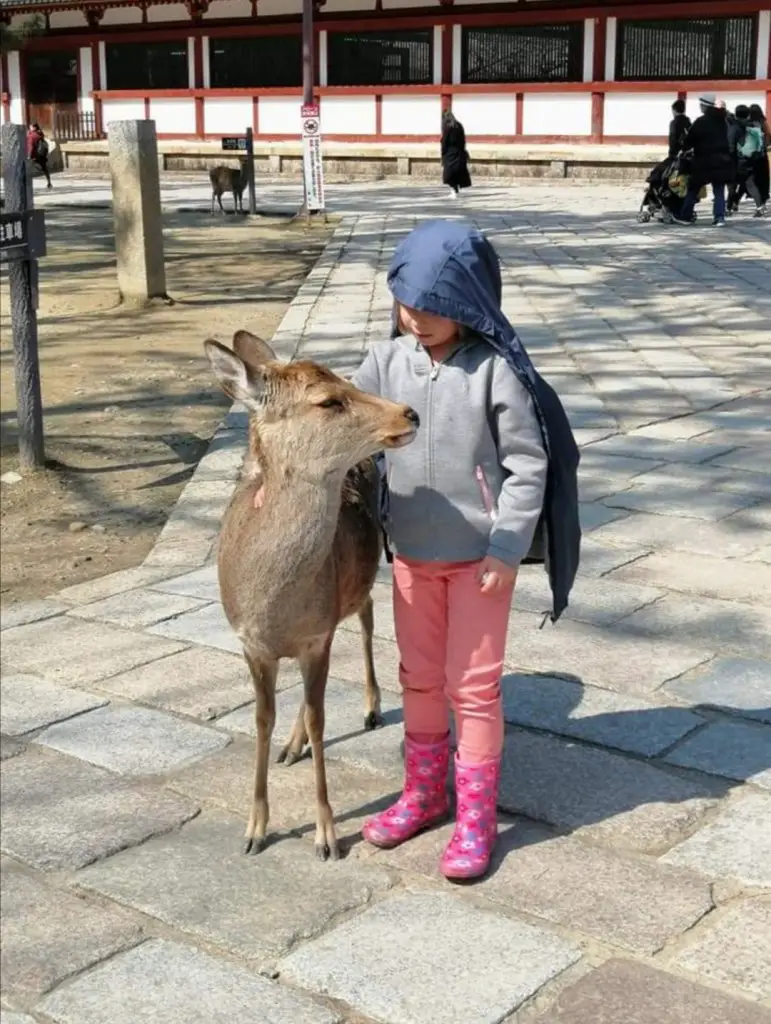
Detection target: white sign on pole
<box><xmin>301</xmin><ymin>103</ymin><xmax>325</xmax><ymax>212</ymax></box>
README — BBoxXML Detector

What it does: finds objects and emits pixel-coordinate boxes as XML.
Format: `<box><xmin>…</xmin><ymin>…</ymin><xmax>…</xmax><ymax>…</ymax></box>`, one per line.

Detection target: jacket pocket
<box><xmin>475</xmin><ymin>465</ymin><xmax>498</xmax><ymax>521</ymax></box>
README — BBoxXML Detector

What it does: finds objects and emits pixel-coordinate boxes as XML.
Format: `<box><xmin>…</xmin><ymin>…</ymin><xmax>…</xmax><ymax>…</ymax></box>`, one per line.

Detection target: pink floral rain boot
<box><xmin>440</xmin><ymin>756</ymin><xmax>499</xmax><ymax>880</ymax></box>
<box><xmin>362</xmin><ymin>734</ymin><xmax>450</xmax><ymax>848</ymax></box>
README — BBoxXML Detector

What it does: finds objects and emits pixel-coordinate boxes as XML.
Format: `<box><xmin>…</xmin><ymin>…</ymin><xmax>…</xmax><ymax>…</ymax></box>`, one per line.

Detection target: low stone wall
<box><xmin>60</xmin><ymin>139</ymin><xmax>662</xmax><ymax>183</ymax></box>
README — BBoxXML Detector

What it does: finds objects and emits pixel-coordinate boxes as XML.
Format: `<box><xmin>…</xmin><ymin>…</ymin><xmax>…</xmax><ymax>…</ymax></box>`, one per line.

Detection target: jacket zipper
<box><xmin>427</xmin><ymin>362</ymin><xmax>439</xmax><ymax>491</ymax></box>
<box><xmin>475</xmin><ymin>465</ymin><xmax>498</xmax><ymax>520</ymax></box>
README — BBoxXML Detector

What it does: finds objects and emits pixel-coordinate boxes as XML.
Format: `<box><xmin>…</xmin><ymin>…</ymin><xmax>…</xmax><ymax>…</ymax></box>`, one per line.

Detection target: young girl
<box><xmin>352</xmin><ymin>220</ymin><xmax>580</xmax><ymax>881</ymax></box>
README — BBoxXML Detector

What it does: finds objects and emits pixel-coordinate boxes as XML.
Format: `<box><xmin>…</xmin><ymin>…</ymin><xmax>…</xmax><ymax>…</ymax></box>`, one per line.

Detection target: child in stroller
<box><xmin>638</xmin><ymin>155</ymin><xmax>697</xmax><ymax>223</ymax></box>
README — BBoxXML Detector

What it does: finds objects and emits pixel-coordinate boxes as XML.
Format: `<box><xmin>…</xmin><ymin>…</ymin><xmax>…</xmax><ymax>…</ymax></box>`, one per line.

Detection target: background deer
<box><xmin>209</xmin><ymin>162</ymin><xmax>246</xmax><ymax>215</ymax></box>
<box><xmin>205</xmin><ymin>331</ymin><xmax>419</xmax><ymax>860</ymax></box>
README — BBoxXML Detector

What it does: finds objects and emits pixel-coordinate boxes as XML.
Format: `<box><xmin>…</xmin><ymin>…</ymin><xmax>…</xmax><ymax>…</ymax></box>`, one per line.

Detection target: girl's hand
<box><xmin>477</xmin><ymin>556</ymin><xmax>518</xmax><ymax>594</ymax></box>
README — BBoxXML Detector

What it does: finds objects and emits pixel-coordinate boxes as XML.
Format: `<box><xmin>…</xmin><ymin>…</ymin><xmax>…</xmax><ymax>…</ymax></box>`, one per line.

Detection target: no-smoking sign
<box><xmin>303</xmin><ymin>118</ymin><xmax>319</xmax><ymax>136</ymax></box>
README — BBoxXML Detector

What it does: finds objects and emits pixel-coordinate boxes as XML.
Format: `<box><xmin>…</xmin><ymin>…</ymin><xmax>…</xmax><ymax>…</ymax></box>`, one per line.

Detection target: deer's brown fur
<box><xmin>205</xmin><ymin>330</ymin><xmax>418</xmax><ymax>860</ymax></box>
<box><xmin>209</xmin><ymin>163</ymin><xmax>245</xmax><ymax>215</ymax></box>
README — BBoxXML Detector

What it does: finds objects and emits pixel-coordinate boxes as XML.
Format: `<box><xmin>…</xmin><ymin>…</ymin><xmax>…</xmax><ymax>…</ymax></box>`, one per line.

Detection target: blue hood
<box><xmin>387</xmin><ymin>219</ymin><xmax>537</xmax><ymax>386</ymax></box>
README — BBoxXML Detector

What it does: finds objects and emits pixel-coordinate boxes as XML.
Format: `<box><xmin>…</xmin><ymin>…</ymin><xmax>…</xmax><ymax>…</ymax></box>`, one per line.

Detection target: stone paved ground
<box><xmin>2</xmin><ymin>182</ymin><xmax>771</xmax><ymax>1024</ymax></box>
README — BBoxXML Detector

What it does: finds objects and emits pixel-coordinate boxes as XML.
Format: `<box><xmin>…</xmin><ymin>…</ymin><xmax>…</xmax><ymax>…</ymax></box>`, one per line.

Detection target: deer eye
<box><xmin>317</xmin><ymin>397</ymin><xmax>344</xmax><ymax>410</ymax></box>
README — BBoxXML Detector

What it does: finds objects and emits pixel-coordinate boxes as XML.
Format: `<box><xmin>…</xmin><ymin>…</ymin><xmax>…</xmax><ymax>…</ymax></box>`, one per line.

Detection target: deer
<box><xmin>204</xmin><ymin>330</ymin><xmax>419</xmax><ymax>861</ymax></box>
<box><xmin>209</xmin><ymin>162</ymin><xmax>246</xmax><ymax>215</ymax></box>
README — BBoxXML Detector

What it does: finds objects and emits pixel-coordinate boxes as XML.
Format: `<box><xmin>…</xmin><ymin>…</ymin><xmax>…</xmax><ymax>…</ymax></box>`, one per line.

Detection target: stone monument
<box><xmin>107</xmin><ymin>120</ymin><xmax>169</xmax><ymax>306</ymax></box>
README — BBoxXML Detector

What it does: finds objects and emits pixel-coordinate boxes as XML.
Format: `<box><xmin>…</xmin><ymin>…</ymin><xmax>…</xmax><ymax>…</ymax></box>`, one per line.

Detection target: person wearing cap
<box><xmin>676</xmin><ymin>94</ymin><xmax>734</xmax><ymax>226</ymax></box>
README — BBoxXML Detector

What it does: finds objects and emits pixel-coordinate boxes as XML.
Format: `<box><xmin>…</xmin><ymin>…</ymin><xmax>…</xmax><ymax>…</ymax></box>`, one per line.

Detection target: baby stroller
<box><xmin>638</xmin><ymin>155</ymin><xmax>697</xmax><ymax>223</ymax></box>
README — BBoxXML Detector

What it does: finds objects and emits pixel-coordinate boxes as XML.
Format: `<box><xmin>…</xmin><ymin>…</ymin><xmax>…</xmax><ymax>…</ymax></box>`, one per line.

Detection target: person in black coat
<box><xmin>677</xmin><ymin>95</ymin><xmax>734</xmax><ymax>226</ymax></box>
<box><xmin>668</xmin><ymin>99</ymin><xmax>691</xmax><ymax>159</ymax></box>
<box><xmin>440</xmin><ymin>111</ymin><xmax>471</xmax><ymax>198</ymax></box>
<box><xmin>749</xmin><ymin>103</ymin><xmax>770</xmax><ymax>204</ymax></box>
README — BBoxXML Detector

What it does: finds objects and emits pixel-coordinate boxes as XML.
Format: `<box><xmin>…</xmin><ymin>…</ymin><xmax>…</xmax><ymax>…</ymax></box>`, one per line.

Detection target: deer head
<box><xmin>204</xmin><ymin>331</ymin><xmax>419</xmax><ymax>482</ymax></box>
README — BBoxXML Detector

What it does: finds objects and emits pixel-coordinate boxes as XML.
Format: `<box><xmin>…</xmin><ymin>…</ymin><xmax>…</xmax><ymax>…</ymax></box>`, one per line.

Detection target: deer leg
<box><xmin>358</xmin><ymin>596</ymin><xmax>383</xmax><ymax>730</ymax></box>
<box><xmin>243</xmin><ymin>653</ymin><xmax>277</xmax><ymax>855</ymax></box>
<box><xmin>299</xmin><ymin>641</ymin><xmax>339</xmax><ymax>861</ymax></box>
<box><xmin>210</xmin><ymin>192</ymin><xmax>215</xmax><ymax>215</ymax></box>
<box><xmin>217</xmin><ymin>193</ymin><xmax>225</xmax><ymax>215</ymax></box>
<box><xmin>276</xmin><ymin>697</ymin><xmax>308</xmax><ymax>767</ymax></box>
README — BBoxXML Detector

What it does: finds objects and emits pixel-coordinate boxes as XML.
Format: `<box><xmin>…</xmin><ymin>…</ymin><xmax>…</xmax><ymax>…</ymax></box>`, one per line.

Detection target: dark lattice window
<box><xmin>105</xmin><ymin>41</ymin><xmax>189</xmax><ymax>90</ymax></box>
<box><xmin>209</xmin><ymin>35</ymin><xmax>302</xmax><ymax>88</ymax></box>
<box><xmin>462</xmin><ymin>24</ymin><xmax>584</xmax><ymax>83</ymax></box>
<box><xmin>327</xmin><ymin>30</ymin><xmax>432</xmax><ymax>86</ymax></box>
<box><xmin>616</xmin><ymin>16</ymin><xmax>756</xmax><ymax>80</ymax></box>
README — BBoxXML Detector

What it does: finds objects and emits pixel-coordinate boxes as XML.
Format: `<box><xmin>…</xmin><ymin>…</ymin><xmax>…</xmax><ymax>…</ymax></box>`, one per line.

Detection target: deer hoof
<box><xmin>243</xmin><ymin>836</ymin><xmax>265</xmax><ymax>856</ymax></box>
<box><xmin>277</xmin><ymin>746</ymin><xmax>303</xmax><ymax>766</ymax></box>
<box><xmin>364</xmin><ymin>710</ymin><xmax>384</xmax><ymax>731</ymax></box>
<box><xmin>315</xmin><ymin>841</ymin><xmax>340</xmax><ymax>862</ymax></box>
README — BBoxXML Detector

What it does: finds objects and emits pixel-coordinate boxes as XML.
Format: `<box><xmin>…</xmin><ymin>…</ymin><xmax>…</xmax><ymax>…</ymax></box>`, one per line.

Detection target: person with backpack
<box><xmin>727</xmin><ymin>105</ymin><xmax>766</xmax><ymax>217</ymax></box>
<box><xmin>26</xmin><ymin>123</ymin><xmax>52</xmax><ymax>189</ymax></box>
<box><xmin>675</xmin><ymin>95</ymin><xmax>734</xmax><ymax>226</ymax></box>
<box><xmin>668</xmin><ymin>99</ymin><xmax>691</xmax><ymax>159</ymax></box>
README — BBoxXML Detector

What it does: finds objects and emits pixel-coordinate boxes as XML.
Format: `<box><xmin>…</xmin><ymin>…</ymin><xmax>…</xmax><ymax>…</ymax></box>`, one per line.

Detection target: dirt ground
<box><xmin>0</xmin><ymin>207</ymin><xmax>332</xmax><ymax>607</ymax></box>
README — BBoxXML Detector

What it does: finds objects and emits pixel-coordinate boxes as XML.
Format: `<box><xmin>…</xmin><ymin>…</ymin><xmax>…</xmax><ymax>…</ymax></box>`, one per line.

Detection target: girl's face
<box><xmin>397</xmin><ymin>304</ymin><xmax>459</xmax><ymax>350</ymax></box>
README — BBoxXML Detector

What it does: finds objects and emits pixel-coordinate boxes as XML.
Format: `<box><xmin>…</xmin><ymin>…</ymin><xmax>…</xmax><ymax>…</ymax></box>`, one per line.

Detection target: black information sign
<box><xmin>0</xmin><ymin>210</ymin><xmax>47</xmax><ymax>264</ymax></box>
<box><xmin>221</xmin><ymin>136</ymin><xmax>247</xmax><ymax>151</ymax></box>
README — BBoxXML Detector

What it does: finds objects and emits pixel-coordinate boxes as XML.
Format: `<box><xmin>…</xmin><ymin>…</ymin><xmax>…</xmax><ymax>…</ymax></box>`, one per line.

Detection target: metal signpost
<box><xmin>1</xmin><ymin>123</ymin><xmax>47</xmax><ymax>471</ymax></box>
<box><xmin>220</xmin><ymin>127</ymin><xmax>257</xmax><ymax>215</ymax></box>
<box><xmin>301</xmin><ymin>104</ymin><xmax>325</xmax><ymax>215</ymax></box>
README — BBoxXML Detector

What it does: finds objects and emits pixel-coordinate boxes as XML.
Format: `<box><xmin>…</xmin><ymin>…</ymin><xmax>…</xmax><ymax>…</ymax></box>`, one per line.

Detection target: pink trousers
<box><xmin>393</xmin><ymin>555</ymin><xmax>514</xmax><ymax>763</ymax></box>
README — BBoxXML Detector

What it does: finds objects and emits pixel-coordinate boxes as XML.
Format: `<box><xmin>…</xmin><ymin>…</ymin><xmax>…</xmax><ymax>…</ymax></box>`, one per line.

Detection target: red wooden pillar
<box><xmin>193</xmin><ymin>35</ymin><xmax>204</xmax><ymax>137</ymax></box>
<box><xmin>591</xmin><ymin>16</ymin><xmax>607</xmax><ymax>143</ymax></box>
<box><xmin>91</xmin><ymin>41</ymin><xmax>103</xmax><ymax>135</ymax></box>
<box><xmin>441</xmin><ymin>23</ymin><xmax>452</xmax><ymax>113</ymax></box>
<box><xmin>1</xmin><ymin>53</ymin><xmax>11</xmax><ymax>123</ymax></box>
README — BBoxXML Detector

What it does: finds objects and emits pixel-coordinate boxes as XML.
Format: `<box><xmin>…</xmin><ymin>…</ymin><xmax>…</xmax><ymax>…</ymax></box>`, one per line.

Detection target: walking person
<box><xmin>440</xmin><ymin>111</ymin><xmax>471</xmax><ymax>200</ymax></box>
<box><xmin>26</xmin><ymin>122</ymin><xmax>52</xmax><ymax>189</ymax></box>
<box><xmin>352</xmin><ymin>220</ymin><xmax>580</xmax><ymax>881</ymax></box>
<box><xmin>727</xmin><ymin>105</ymin><xmax>766</xmax><ymax>218</ymax></box>
<box><xmin>749</xmin><ymin>103</ymin><xmax>770</xmax><ymax>204</ymax></box>
<box><xmin>676</xmin><ymin>95</ymin><xmax>734</xmax><ymax>226</ymax></box>
<box><xmin>668</xmin><ymin>98</ymin><xmax>691</xmax><ymax>159</ymax></box>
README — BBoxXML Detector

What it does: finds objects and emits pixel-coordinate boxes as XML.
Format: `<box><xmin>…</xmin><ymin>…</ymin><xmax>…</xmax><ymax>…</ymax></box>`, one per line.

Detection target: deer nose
<box><xmin>404</xmin><ymin>407</ymin><xmax>420</xmax><ymax>428</ymax></box>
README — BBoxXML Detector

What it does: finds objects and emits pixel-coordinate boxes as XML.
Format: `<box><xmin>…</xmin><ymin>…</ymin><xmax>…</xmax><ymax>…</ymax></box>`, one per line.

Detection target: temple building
<box><xmin>1</xmin><ymin>0</ymin><xmax>769</xmax><ymax>148</ymax></box>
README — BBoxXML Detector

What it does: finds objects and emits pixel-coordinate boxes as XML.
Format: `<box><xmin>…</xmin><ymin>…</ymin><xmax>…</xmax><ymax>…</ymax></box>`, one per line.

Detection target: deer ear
<box><xmin>204</xmin><ymin>339</ymin><xmax>266</xmax><ymax>407</ymax></box>
<box><xmin>232</xmin><ymin>330</ymin><xmax>276</xmax><ymax>369</ymax></box>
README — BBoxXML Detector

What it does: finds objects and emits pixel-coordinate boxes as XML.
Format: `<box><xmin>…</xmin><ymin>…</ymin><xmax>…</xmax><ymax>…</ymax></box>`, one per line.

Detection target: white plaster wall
<box><xmin>686</xmin><ymin>92</ymin><xmax>766</xmax><ymax>121</ymax></box>
<box><xmin>323</xmin><ymin>0</ymin><xmax>375</xmax><ymax>9</ymax></box>
<box><xmin>433</xmin><ymin>26</ymin><xmax>443</xmax><ymax>85</ymax></box>
<box><xmin>382</xmin><ymin>0</ymin><xmax>439</xmax><ymax>7</ymax></box>
<box><xmin>604</xmin><ymin>93</ymin><xmax>673</xmax><ymax>136</ymax></box>
<box><xmin>79</xmin><ymin>47</ymin><xmax>95</xmax><ymax>115</ymax></box>
<box><xmin>757</xmin><ymin>11</ymin><xmax>770</xmax><ymax>79</ymax></box>
<box><xmin>101</xmin><ymin>6</ymin><xmax>143</xmax><ymax>24</ymax></box>
<box><xmin>150</xmin><ymin>98</ymin><xmax>197</xmax><ymax>134</ymax></box>
<box><xmin>49</xmin><ymin>9</ymin><xmax>85</xmax><ymax>28</ymax></box>
<box><xmin>255</xmin><ymin>0</ymin><xmax>302</xmax><ymax>15</ymax></box>
<box><xmin>605</xmin><ymin>17</ymin><xmax>617</xmax><ymax>82</ymax></box>
<box><xmin>259</xmin><ymin>96</ymin><xmax>302</xmax><ymax>134</ymax></box>
<box><xmin>319</xmin><ymin>30</ymin><xmax>328</xmax><ymax>87</ymax></box>
<box><xmin>204</xmin><ymin>0</ymin><xmax>252</xmax><ymax>17</ymax></box>
<box><xmin>522</xmin><ymin>94</ymin><xmax>592</xmax><ymax>136</ymax></box>
<box><xmin>205</xmin><ymin>97</ymin><xmax>252</xmax><ymax>135</ymax></box>
<box><xmin>582</xmin><ymin>18</ymin><xmax>594</xmax><ymax>83</ymax></box>
<box><xmin>202</xmin><ymin>36</ymin><xmax>211</xmax><ymax>88</ymax></box>
<box><xmin>382</xmin><ymin>95</ymin><xmax>441</xmax><ymax>135</ymax></box>
<box><xmin>452</xmin><ymin>25</ymin><xmax>462</xmax><ymax>85</ymax></box>
<box><xmin>188</xmin><ymin>37</ymin><xmax>196</xmax><ymax>89</ymax></box>
<box><xmin>148</xmin><ymin>3</ymin><xmax>189</xmax><ymax>21</ymax></box>
<box><xmin>104</xmin><ymin>100</ymin><xmax>147</xmax><ymax>129</ymax></box>
<box><xmin>8</xmin><ymin>51</ymin><xmax>23</xmax><ymax>124</ymax></box>
<box><xmin>451</xmin><ymin>94</ymin><xmax>516</xmax><ymax>136</ymax></box>
<box><xmin>99</xmin><ymin>42</ymin><xmax>107</xmax><ymax>90</ymax></box>
<box><xmin>322</xmin><ymin>96</ymin><xmax>376</xmax><ymax>135</ymax></box>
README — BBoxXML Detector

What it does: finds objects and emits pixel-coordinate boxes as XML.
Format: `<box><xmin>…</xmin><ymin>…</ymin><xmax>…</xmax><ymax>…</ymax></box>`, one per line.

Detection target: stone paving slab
<box><xmin>602</xmin><ymin>478</ymin><xmax>757</xmax><ymax>521</ymax></box>
<box><xmin>78</xmin><ymin>813</ymin><xmax>393</xmax><ymax>966</ymax></box>
<box><xmin>0</xmin><ymin>599</ymin><xmax>69</xmax><ymax>631</ymax></box>
<box><xmin>668</xmin><ymin>897</ymin><xmax>771</xmax><ymax>1000</ymax></box>
<box><xmin>531</xmin><ymin>958</ymin><xmax>771</xmax><ymax>1024</ymax></box>
<box><xmin>0</xmin><ymin>675</ymin><xmax>107</xmax><ymax>736</ymax></box>
<box><xmin>499</xmin><ymin>728</ymin><xmax>716</xmax><ymax>853</ymax></box>
<box><xmin>148</xmin><ymin>601</ymin><xmax>239</xmax><ymax>653</ymax></box>
<box><xmin>168</xmin><ymin>741</ymin><xmax>401</xmax><ymax>846</ymax></box>
<box><xmin>0</xmin><ymin>1012</ymin><xmax>38</xmax><ymax>1024</ymax></box>
<box><xmin>609</xmin><ymin>549</ymin><xmax>771</xmax><ymax>605</ymax></box>
<box><xmin>0</xmin><ymin>747</ymin><xmax>199</xmax><ymax>871</ymax></box>
<box><xmin>149</xmin><ymin>564</ymin><xmax>221</xmax><ymax>602</ymax></box>
<box><xmin>661</xmin><ymin>792</ymin><xmax>771</xmax><ymax>888</ymax></box>
<box><xmin>580</xmin><ymin>436</ymin><xmax>738</xmax><ymax>465</ymax></box>
<box><xmin>617</xmin><ymin>595</ymin><xmax>771</xmax><ymax>659</ymax></box>
<box><xmin>55</xmin><ymin>565</ymin><xmax>178</xmax><ymax>605</ymax></box>
<box><xmin>377</xmin><ymin>820</ymin><xmax>712</xmax><ymax>955</ymax></box>
<box><xmin>567</xmin><ymin>537</ymin><xmax>652</xmax><ymax>578</ymax></box>
<box><xmin>503</xmin><ymin>611</ymin><xmax>711</xmax><ymax>695</ymax></box>
<box><xmin>589</xmin><ymin>508</ymin><xmax>768</xmax><ymax>559</ymax></box>
<box><xmin>36</xmin><ymin>705</ymin><xmax>230</xmax><ymax>776</ymax></box>
<box><xmin>90</xmin><ymin>646</ymin><xmax>252</xmax><ymax>719</ymax></box>
<box><xmin>67</xmin><ymin>589</ymin><xmax>209</xmax><ymax>628</ymax></box>
<box><xmin>511</xmin><ymin>572</ymin><xmax>662</xmax><ymax>627</ymax></box>
<box><xmin>37</xmin><ymin>939</ymin><xmax>340</xmax><ymax>1024</ymax></box>
<box><xmin>0</xmin><ymin>737</ymin><xmax>25</xmax><ymax>761</ymax></box>
<box><xmin>0</xmin><ymin>617</ymin><xmax>188</xmax><ymax>689</ymax></box>
<box><xmin>0</xmin><ymin>857</ymin><xmax>143</xmax><ymax>1001</ymax></box>
<box><xmin>218</xmin><ymin>679</ymin><xmax>404</xmax><ymax>776</ymax></box>
<box><xmin>500</xmin><ymin>673</ymin><xmax>703</xmax><ymax>757</ymax></box>
<box><xmin>279</xmin><ymin>889</ymin><xmax>581</xmax><ymax>1024</ymax></box>
<box><xmin>664</xmin><ymin>658</ymin><xmax>771</xmax><ymax>724</ymax></box>
<box><xmin>664</xmin><ymin>719</ymin><xmax>771</xmax><ymax>790</ymax></box>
